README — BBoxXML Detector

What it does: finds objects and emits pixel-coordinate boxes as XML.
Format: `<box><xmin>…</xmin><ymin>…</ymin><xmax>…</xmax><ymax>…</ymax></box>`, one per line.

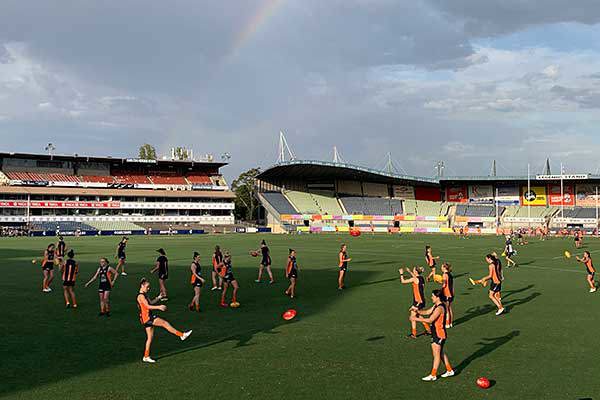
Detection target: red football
<box><xmin>476</xmin><ymin>377</ymin><xmax>491</xmax><ymax>389</ymax></box>
<box><xmin>250</xmin><ymin>251</ymin><xmax>258</xmax><ymax>257</ymax></box>
<box><xmin>350</xmin><ymin>229</ymin><xmax>361</xmax><ymax>237</ymax></box>
<box><xmin>282</xmin><ymin>309</ymin><xmax>297</xmax><ymax>321</ymax></box>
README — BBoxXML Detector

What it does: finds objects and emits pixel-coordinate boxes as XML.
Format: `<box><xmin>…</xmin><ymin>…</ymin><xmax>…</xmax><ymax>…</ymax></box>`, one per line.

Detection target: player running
<box><xmin>60</xmin><ymin>249</ymin><xmax>79</xmax><ymax>308</ymax></box>
<box><xmin>425</xmin><ymin>245</ymin><xmax>440</xmax><ymax>282</ymax></box>
<box><xmin>470</xmin><ymin>253</ymin><xmax>505</xmax><ymax>315</ymax></box>
<box><xmin>85</xmin><ymin>257</ymin><xmax>118</xmax><ymax>316</ymax></box>
<box><xmin>576</xmin><ymin>251</ymin><xmax>597</xmax><ymax>293</ymax></box>
<box><xmin>188</xmin><ymin>251</ymin><xmax>205</xmax><ymax>312</ymax></box>
<box><xmin>211</xmin><ymin>245</ymin><xmax>224</xmax><ymax>291</ymax></box>
<box><xmin>504</xmin><ymin>235</ymin><xmax>517</xmax><ymax>268</ymax></box>
<box><xmin>411</xmin><ymin>289</ymin><xmax>455</xmax><ymax>381</ymax></box>
<box><xmin>219</xmin><ymin>252</ymin><xmax>240</xmax><ymax>307</ymax></box>
<box><xmin>338</xmin><ymin>244</ymin><xmax>352</xmax><ymax>290</ymax></box>
<box><xmin>137</xmin><ymin>278</ymin><xmax>192</xmax><ymax>363</ymax></box>
<box><xmin>254</xmin><ymin>239</ymin><xmax>274</xmax><ymax>284</ymax></box>
<box><xmin>399</xmin><ymin>267</ymin><xmax>431</xmax><ymax>338</ymax></box>
<box><xmin>56</xmin><ymin>236</ymin><xmax>67</xmax><ymax>267</ymax></box>
<box><xmin>150</xmin><ymin>248</ymin><xmax>169</xmax><ymax>301</ymax></box>
<box><xmin>285</xmin><ymin>248</ymin><xmax>299</xmax><ymax>298</ymax></box>
<box><xmin>441</xmin><ymin>263</ymin><xmax>454</xmax><ymax>328</ymax></box>
<box><xmin>41</xmin><ymin>243</ymin><xmax>56</xmax><ymax>292</ymax></box>
<box><xmin>115</xmin><ymin>237</ymin><xmax>128</xmax><ymax>276</ymax></box>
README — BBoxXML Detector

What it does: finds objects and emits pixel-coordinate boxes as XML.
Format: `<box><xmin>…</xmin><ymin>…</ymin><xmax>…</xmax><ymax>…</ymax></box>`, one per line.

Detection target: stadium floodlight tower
<box><xmin>277</xmin><ymin>131</ymin><xmax>296</xmax><ymax>163</ymax></box>
<box><xmin>45</xmin><ymin>143</ymin><xmax>56</xmax><ymax>159</ymax></box>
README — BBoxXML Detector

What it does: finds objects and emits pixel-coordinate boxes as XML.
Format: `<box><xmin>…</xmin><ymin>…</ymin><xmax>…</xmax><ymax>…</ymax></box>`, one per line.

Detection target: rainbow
<box><xmin>225</xmin><ymin>0</ymin><xmax>285</xmax><ymax>61</ymax></box>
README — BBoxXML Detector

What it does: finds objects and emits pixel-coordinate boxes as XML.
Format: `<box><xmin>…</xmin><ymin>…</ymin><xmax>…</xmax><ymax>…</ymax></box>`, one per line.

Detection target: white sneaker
<box><xmin>590</xmin><ymin>288</ymin><xmax>597</xmax><ymax>293</ymax></box>
<box><xmin>211</xmin><ymin>287</ymin><xmax>218</xmax><ymax>291</ymax></box>
<box><xmin>142</xmin><ymin>357</ymin><xmax>156</xmax><ymax>363</ymax></box>
<box><xmin>121</xmin><ymin>272</ymin><xmax>128</xmax><ymax>276</ymax></box>
<box><xmin>495</xmin><ymin>308</ymin><xmax>505</xmax><ymax>316</ymax></box>
<box><xmin>42</xmin><ymin>288</ymin><xmax>50</xmax><ymax>293</ymax></box>
<box><xmin>47</xmin><ymin>287</ymin><xmax>52</xmax><ymax>292</ymax></box>
<box><xmin>181</xmin><ymin>330</ymin><xmax>192</xmax><ymax>341</ymax></box>
<box><xmin>421</xmin><ymin>375</ymin><xmax>437</xmax><ymax>382</ymax></box>
<box><xmin>441</xmin><ymin>370</ymin><xmax>455</xmax><ymax>378</ymax></box>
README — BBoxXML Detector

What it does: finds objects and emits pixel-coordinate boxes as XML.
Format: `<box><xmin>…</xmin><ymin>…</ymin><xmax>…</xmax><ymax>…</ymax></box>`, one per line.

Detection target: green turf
<box><xmin>0</xmin><ymin>234</ymin><xmax>597</xmax><ymax>399</ymax></box>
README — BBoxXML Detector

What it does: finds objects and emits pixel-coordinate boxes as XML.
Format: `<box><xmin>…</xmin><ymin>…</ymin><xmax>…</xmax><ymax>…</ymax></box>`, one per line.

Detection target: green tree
<box><xmin>138</xmin><ymin>144</ymin><xmax>157</xmax><ymax>160</ymax></box>
<box><xmin>231</xmin><ymin>167</ymin><xmax>261</xmax><ymax>221</ymax></box>
<box><xmin>173</xmin><ymin>147</ymin><xmax>189</xmax><ymax>160</ymax></box>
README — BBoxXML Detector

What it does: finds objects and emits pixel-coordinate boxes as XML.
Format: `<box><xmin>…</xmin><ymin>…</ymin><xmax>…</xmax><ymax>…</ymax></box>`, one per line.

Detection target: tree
<box><xmin>173</xmin><ymin>147</ymin><xmax>189</xmax><ymax>160</ymax></box>
<box><xmin>138</xmin><ymin>144</ymin><xmax>157</xmax><ymax>160</ymax></box>
<box><xmin>231</xmin><ymin>167</ymin><xmax>261</xmax><ymax>221</ymax></box>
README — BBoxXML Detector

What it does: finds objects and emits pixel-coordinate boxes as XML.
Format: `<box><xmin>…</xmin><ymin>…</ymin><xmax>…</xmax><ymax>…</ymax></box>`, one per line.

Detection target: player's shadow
<box><xmin>455</xmin><ymin>330</ymin><xmax>521</xmax><ymax>374</ymax></box>
<box><xmin>454</xmin><ymin>290</ymin><xmax>540</xmax><ymax>326</ymax></box>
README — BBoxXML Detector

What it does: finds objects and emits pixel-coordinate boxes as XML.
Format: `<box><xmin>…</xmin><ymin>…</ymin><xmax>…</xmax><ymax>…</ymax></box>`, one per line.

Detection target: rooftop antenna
<box><xmin>490</xmin><ymin>159</ymin><xmax>497</xmax><ymax>177</ymax></box>
<box><xmin>544</xmin><ymin>158</ymin><xmax>551</xmax><ymax>175</ymax></box>
<box><xmin>332</xmin><ymin>146</ymin><xmax>343</xmax><ymax>163</ymax></box>
<box><xmin>277</xmin><ymin>131</ymin><xmax>296</xmax><ymax>163</ymax></box>
<box><xmin>435</xmin><ymin>161</ymin><xmax>445</xmax><ymax>178</ymax></box>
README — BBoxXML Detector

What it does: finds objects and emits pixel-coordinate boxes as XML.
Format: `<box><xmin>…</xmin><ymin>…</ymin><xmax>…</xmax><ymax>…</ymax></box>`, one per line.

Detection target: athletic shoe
<box><xmin>269</xmin><ymin>280</ymin><xmax>275</xmax><ymax>284</ymax></box>
<box><xmin>441</xmin><ymin>370</ymin><xmax>455</xmax><ymax>378</ymax></box>
<box><xmin>218</xmin><ymin>287</ymin><xmax>223</xmax><ymax>290</ymax></box>
<box><xmin>181</xmin><ymin>330</ymin><xmax>192</xmax><ymax>341</ymax></box>
<box><xmin>254</xmin><ymin>279</ymin><xmax>261</xmax><ymax>283</ymax></box>
<box><xmin>142</xmin><ymin>357</ymin><xmax>156</xmax><ymax>363</ymax></box>
<box><xmin>407</xmin><ymin>333</ymin><xmax>417</xmax><ymax>339</ymax></box>
<box><xmin>47</xmin><ymin>287</ymin><xmax>53</xmax><ymax>292</ymax></box>
<box><xmin>590</xmin><ymin>288</ymin><xmax>597</xmax><ymax>293</ymax></box>
<box><xmin>188</xmin><ymin>304</ymin><xmax>194</xmax><ymax>311</ymax></box>
<box><xmin>211</xmin><ymin>287</ymin><xmax>218</xmax><ymax>291</ymax></box>
<box><xmin>220</xmin><ymin>302</ymin><xmax>229</xmax><ymax>308</ymax></box>
<box><xmin>421</xmin><ymin>375</ymin><xmax>437</xmax><ymax>382</ymax></box>
<box><xmin>495</xmin><ymin>308</ymin><xmax>505</xmax><ymax>316</ymax></box>
<box><xmin>121</xmin><ymin>272</ymin><xmax>128</xmax><ymax>276</ymax></box>
<box><xmin>160</xmin><ymin>297</ymin><xmax>169</xmax><ymax>302</ymax></box>
<box><xmin>42</xmin><ymin>288</ymin><xmax>50</xmax><ymax>293</ymax></box>
<box><xmin>66</xmin><ymin>303</ymin><xmax>71</xmax><ymax>309</ymax></box>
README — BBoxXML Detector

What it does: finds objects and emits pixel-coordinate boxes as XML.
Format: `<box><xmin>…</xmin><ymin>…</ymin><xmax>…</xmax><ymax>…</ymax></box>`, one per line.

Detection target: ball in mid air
<box><xmin>433</xmin><ymin>274</ymin><xmax>443</xmax><ymax>284</ymax></box>
<box><xmin>31</xmin><ymin>259</ymin><xmax>37</xmax><ymax>264</ymax></box>
<box><xmin>350</xmin><ymin>229</ymin><xmax>361</xmax><ymax>237</ymax></box>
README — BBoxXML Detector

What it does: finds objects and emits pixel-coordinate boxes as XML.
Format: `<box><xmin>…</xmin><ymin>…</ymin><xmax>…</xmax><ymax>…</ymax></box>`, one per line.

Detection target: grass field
<box><xmin>1</xmin><ymin>233</ymin><xmax>598</xmax><ymax>399</ymax></box>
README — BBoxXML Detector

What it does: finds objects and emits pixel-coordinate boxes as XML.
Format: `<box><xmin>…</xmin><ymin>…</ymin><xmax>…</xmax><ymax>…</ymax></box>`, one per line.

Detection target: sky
<box><xmin>2</xmin><ymin>0</ymin><xmax>600</xmax><ymax>181</ymax></box>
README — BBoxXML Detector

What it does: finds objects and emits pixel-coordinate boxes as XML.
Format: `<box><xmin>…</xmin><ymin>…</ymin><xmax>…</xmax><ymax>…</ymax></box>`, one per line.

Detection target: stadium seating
<box><xmin>261</xmin><ymin>192</ymin><xmax>298</xmax><ymax>214</ymax></box>
<box><xmin>0</xmin><ymin>171</ymin><xmax>9</xmax><ymax>185</ymax></box>
<box><xmin>80</xmin><ymin>175</ymin><xmax>115</xmax><ymax>183</ymax></box>
<box><xmin>285</xmin><ymin>191</ymin><xmax>320</xmax><ymax>214</ymax></box>
<box><xmin>402</xmin><ymin>199</ymin><xmax>417</xmax><ymax>215</ymax></box>
<box><xmin>186</xmin><ymin>174</ymin><xmax>212</xmax><ymax>184</ymax></box>
<box><xmin>32</xmin><ymin>221</ymin><xmax>96</xmax><ymax>231</ymax></box>
<box><xmin>561</xmin><ymin>208</ymin><xmax>597</xmax><ymax>219</ymax></box>
<box><xmin>340</xmin><ymin>196</ymin><xmax>402</xmax><ymax>215</ymax></box>
<box><xmin>503</xmin><ymin>206</ymin><xmax>557</xmax><ymax>218</ymax></box>
<box><xmin>149</xmin><ymin>175</ymin><xmax>187</xmax><ymax>185</ymax></box>
<box><xmin>113</xmin><ymin>173</ymin><xmax>151</xmax><ymax>184</ymax></box>
<box><xmin>5</xmin><ymin>172</ymin><xmax>81</xmax><ymax>182</ymax></box>
<box><xmin>415</xmin><ymin>200</ymin><xmax>445</xmax><ymax>216</ymax></box>
<box><xmin>455</xmin><ymin>205</ymin><xmax>495</xmax><ymax>217</ymax></box>
<box><xmin>309</xmin><ymin>193</ymin><xmax>344</xmax><ymax>215</ymax></box>
<box><xmin>87</xmin><ymin>221</ymin><xmax>145</xmax><ymax>231</ymax></box>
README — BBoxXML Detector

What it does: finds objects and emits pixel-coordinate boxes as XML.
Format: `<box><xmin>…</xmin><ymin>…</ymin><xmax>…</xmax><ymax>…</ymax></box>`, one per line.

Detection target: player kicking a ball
<box><xmin>411</xmin><ymin>289</ymin><xmax>454</xmax><ymax>381</ymax></box>
<box><xmin>576</xmin><ymin>251</ymin><xmax>597</xmax><ymax>293</ymax></box>
<box><xmin>399</xmin><ymin>267</ymin><xmax>431</xmax><ymax>338</ymax></box>
<box><xmin>470</xmin><ymin>253</ymin><xmax>505</xmax><ymax>316</ymax></box>
<box><xmin>137</xmin><ymin>278</ymin><xmax>192</xmax><ymax>363</ymax></box>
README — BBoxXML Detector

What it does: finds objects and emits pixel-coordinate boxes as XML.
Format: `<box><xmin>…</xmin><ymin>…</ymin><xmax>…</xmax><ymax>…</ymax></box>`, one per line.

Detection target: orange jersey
<box><xmin>412</xmin><ymin>276</ymin><xmax>425</xmax><ymax>304</ymax></box>
<box><xmin>286</xmin><ymin>257</ymin><xmax>296</xmax><ymax>275</ymax></box>
<box><xmin>212</xmin><ymin>252</ymin><xmax>223</xmax><ymax>271</ymax></box>
<box><xmin>584</xmin><ymin>257</ymin><xmax>595</xmax><ymax>274</ymax></box>
<box><xmin>442</xmin><ymin>272</ymin><xmax>454</xmax><ymax>298</ymax></box>
<box><xmin>62</xmin><ymin>259</ymin><xmax>78</xmax><ymax>281</ymax></box>
<box><xmin>137</xmin><ymin>293</ymin><xmax>153</xmax><ymax>324</ymax></box>
<box><xmin>339</xmin><ymin>251</ymin><xmax>348</xmax><ymax>268</ymax></box>
<box><xmin>490</xmin><ymin>262</ymin><xmax>502</xmax><ymax>284</ymax></box>
<box><xmin>426</xmin><ymin>252</ymin><xmax>435</xmax><ymax>267</ymax></box>
<box><xmin>432</xmin><ymin>303</ymin><xmax>447</xmax><ymax>339</ymax></box>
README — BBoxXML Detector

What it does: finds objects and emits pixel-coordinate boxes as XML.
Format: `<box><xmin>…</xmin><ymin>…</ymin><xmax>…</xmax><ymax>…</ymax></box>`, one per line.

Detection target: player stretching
<box><xmin>85</xmin><ymin>258</ymin><xmax>118</xmax><ymax>316</ymax></box>
<box><xmin>115</xmin><ymin>237</ymin><xmax>128</xmax><ymax>276</ymax></box>
<box><xmin>425</xmin><ymin>245</ymin><xmax>439</xmax><ymax>282</ymax></box>
<box><xmin>188</xmin><ymin>251</ymin><xmax>205</xmax><ymax>312</ymax></box>
<box><xmin>254</xmin><ymin>239</ymin><xmax>274</xmax><ymax>284</ymax></box>
<box><xmin>338</xmin><ymin>244</ymin><xmax>352</xmax><ymax>290</ymax></box>
<box><xmin>576</xmin><ymin>251</ymin><xmax>597</xmax><ymax>293</ymax></box>
<box><xmin>441</xmin><ymin>263</ymin><xmax>454</xmax><ymax>328</ymax></box>
<box><xmin>285</xmin><ymin>248</ymin><xmax>299</xmax><ymax>298</ymax></box>
<box><xmin>60</xmin><ymin>249</ymin><xmax>79</xmax><ymax>308</ymax></box>
<box><xmin>41</xmin><ymin>243</ymin><xmax>56</xmax><ymax>292</ymax></box>
<box><xmin>211</xmin><ymin>245</ymin><xmax>224</xmax><ymax>291</ymax></box>
<box><xmin>137</xmin><ymin>278</ymin><xmax>192</xmax><ymax>363</ymax></box>
<box><xmin>399</xmin><ymin>267</ymin><xmax>431</xmax><ymax>338</ymax></box>
<box><xmin>150</xmin><ymin>248</ymin><xmax>169</xmax><ymax>301</ymax></box>
<box><xmin>220</xmin><ymin>252</ymin><xmax>240</xmax><ymax>307</ymax></box>
<box><xmin>470</xmin><ymin>253</ymin><xmax>505</xmax><ymax>316</ymax></box>
<box><xmin>411</xmin><ymin>289</ymin><xmax>454</xmax><ymax>381</ymax></box>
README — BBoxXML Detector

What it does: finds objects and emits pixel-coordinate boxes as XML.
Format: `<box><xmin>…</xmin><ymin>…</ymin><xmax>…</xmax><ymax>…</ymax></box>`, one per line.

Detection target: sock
<box><xmin>445</xmin><ymin>362</ymin><xmax>453</xmax><ymax>372</ymax></box>
<box><xmin>411</xmin><ymin>328</ymin><xmax>417</xmax><ymax>336</ymax></box>
<box><xmin>195</xmin><ymin>304</ymin><xmax>200</xmax><ymax>311</ymax></box>
<box><xmin>431</xmin><ymin>368</ymin><xmax>437</xmax><ymax>377</ymax></box>
<box><xmin>423</xmin><ymin>323</ymin><xmax>431</xmax><ymax>332</ymax></box>
<box><xmin>176</xmin><ymin>330</ymin><xmax>183</xmax><ymax>337</ymax></box>
<box><xmin>144</xmin><ymin>349</ymin><xmax>150</xmax><ymax>358</ymax></box>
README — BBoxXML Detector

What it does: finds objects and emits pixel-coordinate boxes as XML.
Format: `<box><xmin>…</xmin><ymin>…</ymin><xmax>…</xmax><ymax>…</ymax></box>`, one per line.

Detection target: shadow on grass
<box><xmin>455</xmin><ymin>330</ymin><xmax>521</xmax><ymax>374</ymax></box>
<box><xmin>454</xmin><ymin>288</ymin><xmax>541</xmax><ymax>326</ymax></box>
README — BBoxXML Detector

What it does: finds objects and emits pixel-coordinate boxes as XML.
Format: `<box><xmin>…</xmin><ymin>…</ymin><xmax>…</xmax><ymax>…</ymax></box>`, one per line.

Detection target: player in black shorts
<box><xmin>60</xmin><ymin>249</ymin><xmax>79</xmax><ymax>308</ymax></box>
<box><xmin>399</xmin><ymin>266</ymin><xmax>431</xmax><ymax>338</ymax></box>
<box><xmin>188</xmin><ymin>251</ymin><xmax>205</xmax><ymax>312</ymax></box>
<box><xmin>254</xmin><ymin>240</ymin><xmax>274</xmax><ymax>284</ymax></box>
<box><xmin>85</xmin><ymin>257</ymin><xmax>118</xmax><ymax>316</ymax></box>
<box><xmin>115</xmin><ymin>237</ymin><xmax>128</xmax><ymax>276</ymax></box>
<box><xmin>56</xmin><ymin>236</ymin><xmax>67</xmax><ymax>267</ymax></box>
<box><xmin>42</xmin><ymin>243</ymin><xmax>56</xmax><ymax>292</ymax></box>
<box><xmin>150</xmin><ymin>248</ymin><xmax>169</xmax><ymax>301</ymax></box>
<box><xmin>219</xmin><ymin>252</ymin><xmax>239</xmax><ymax>307</ymax></box>
<box><xmin>285</xmin><ymin>248</ymin><xmax>299</xmax><ymax>298</ymax></box>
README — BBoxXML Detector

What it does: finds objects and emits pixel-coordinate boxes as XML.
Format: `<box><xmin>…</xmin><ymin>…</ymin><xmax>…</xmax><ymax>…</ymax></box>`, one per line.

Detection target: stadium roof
<box><xmin>0</xmin><ymin>151</ymin><xmax>227</xmax><ymax>169</ymax></box>
<box><xmin>257</xmin><ymin>160</ymin><xmax>439</xmax><ymax>185</ymax></box>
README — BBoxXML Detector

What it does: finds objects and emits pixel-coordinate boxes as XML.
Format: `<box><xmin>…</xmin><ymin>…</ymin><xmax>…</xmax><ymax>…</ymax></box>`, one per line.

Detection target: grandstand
<box><xmin>256</xmin><ymin>159</ymin><xmax>600</xmax><ymax>234</ymax></box>
<box><xmin>0</xmin><ymin>151</ymin><xmax>235</xmax><ymax>235</ymax></box>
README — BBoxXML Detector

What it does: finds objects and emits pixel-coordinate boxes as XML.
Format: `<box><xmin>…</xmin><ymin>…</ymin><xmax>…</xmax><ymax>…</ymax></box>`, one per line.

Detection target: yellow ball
<box><xmin>564</xmin><ymin>251</ymin><xmax>572</xmax><ymax>259</ymax></box>
<box><xmin>31</xmin><ymin>259</ymin><xmax>37</xmax><ymax>264</ymax></box>
<box><xmin>501</xmin><ymin>252</ymin><xmax>506</xmax><ymax>257</ymax></box>
<box><xmin>230</xmin><ymin>302</ymin><xmax>240</xmax><ymax>308</ymax></box>
<box><xmin>433</xmin><ymin>274</ymin><xmax>443</xmax><ymax>284</ymax></box>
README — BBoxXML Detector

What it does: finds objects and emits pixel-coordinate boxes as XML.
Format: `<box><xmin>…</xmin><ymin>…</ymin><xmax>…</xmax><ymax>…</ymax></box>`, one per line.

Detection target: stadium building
<box><xmin>256</xmin><ymin>159</ymin><xmax>600</xmax><ymax>234</ymax></box>
<box><xmin>0</xmin><ymin>151</ymin><xmax>235</xmax><ymax>236</ymax></box>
